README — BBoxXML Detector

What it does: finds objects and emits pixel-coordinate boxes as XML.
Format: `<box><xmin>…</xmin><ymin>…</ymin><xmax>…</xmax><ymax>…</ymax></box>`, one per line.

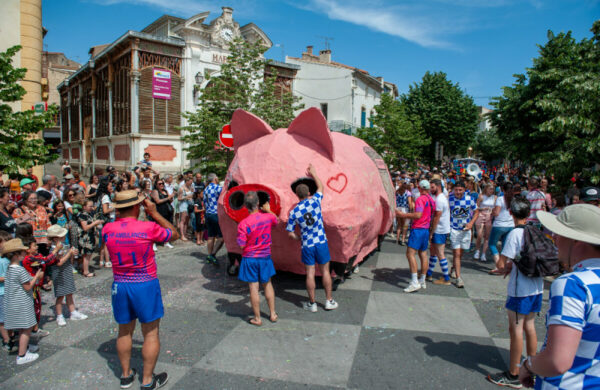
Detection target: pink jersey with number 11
<box><xmin>236</xmin><ymin>213</ymin><xmax>277</xmax><ymax>258</ymax></box>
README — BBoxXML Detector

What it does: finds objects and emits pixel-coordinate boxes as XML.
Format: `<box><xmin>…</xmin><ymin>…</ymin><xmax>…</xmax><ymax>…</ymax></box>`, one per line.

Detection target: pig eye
<box><xmin>228</xmin><ymin>180</ymin><xmax>239</xmax><ymax>190</ymax></box>
<box><xmin>228</xmin><ymin>190</ymin><xmax>245</xmax><ymax>210</ymax></box>
<box><xmin>291</xmin><ymin>177</ymin><xmax>317</xmax><ymax>195</ymax></box>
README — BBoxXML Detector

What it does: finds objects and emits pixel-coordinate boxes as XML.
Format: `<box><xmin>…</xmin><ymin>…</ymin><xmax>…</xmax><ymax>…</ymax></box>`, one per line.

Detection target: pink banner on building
<box><xmin>152</xmin><ymin>69</ymin><xmax>171</xmax><ymax>100</ymax></box>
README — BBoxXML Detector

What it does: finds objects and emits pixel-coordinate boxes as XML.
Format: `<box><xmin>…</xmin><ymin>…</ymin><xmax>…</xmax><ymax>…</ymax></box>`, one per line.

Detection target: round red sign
<box><xmin>219</xmin><ymin>124</ymin><xmax>233</xmax><ymax>149</ymax></box>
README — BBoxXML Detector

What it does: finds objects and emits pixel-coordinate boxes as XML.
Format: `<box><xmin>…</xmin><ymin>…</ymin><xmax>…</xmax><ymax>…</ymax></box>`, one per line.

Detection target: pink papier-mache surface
<box><xmin>217</xmin><ymin>108</ymin><xmax>395</xmax><ymax>275</ymax></box>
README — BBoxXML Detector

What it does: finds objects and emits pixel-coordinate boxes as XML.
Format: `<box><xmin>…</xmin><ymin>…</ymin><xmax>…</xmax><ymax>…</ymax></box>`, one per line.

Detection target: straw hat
<box><xmin>538</xmin><ymin>204</ymin><xmax>600</xmax><ymax>246</ymax></box>
<box><xmin>1</xmin><ymin>238</ymin><xmax>29</xmax><ymax>255</ymax></box>
<box><xmin>113</xmin><ymin>190</ymin><xmax>145</xmax><ymax>209</ymax></box>
<box><xmin>47</xmin><ymin>224</ymin><xmax>68</xmax><ymax>238</ymax></box>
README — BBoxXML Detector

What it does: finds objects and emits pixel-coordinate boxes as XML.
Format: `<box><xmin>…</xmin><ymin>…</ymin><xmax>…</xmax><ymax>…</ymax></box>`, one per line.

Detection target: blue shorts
<box><xmin>505</xmin><ymin>294</ymin><xmax>543</xmax><ymax>315</ymax></box>
<box><xmin>238</xmin><ymin>256</ymin><xmax>276</xmax><ymax>284</ymax></box>
<box><xmin>111</xmin><ymin>279</ymin><xmax>164</xmax><ymax>324</ymax></box>
<box><xmin>301</xmin><ymin>242</ymin><xmax>331</xmax><ymax>266</ymax></box>
<box><xmin>408</xmin><ymin>228</ymin><xmax>430</xmax><ymax>251</ymax></box>
<box><xmin>432</xmin><ymin>233</ymin><xmax>448</xmax><ymax>245</ymax></box>
<box><xmin>205</xmin><ymin>213</ymin><xmax>222</xmax><ymax>238</ymax></box>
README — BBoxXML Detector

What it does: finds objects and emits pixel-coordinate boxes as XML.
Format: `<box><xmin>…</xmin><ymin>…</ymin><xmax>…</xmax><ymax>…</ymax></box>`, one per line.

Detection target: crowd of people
<box><xmin>0</xmin><ymin>156</ymin><xmax>599</xmax><ymax>389</ymax></box>
<box><xmin>390</xmin><ymin>165</ymin><xmax>600</xmax><ymax>389</ymax></box>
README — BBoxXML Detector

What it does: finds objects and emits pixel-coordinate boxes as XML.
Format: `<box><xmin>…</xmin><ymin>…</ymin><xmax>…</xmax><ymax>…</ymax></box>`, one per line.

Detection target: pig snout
<box><xmin>223</xmin><ymin>184</ymin><xmax>282</xmax><ymax>223</ymax></box>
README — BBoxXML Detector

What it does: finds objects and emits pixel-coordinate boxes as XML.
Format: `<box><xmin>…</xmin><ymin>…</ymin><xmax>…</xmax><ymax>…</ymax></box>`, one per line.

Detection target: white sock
<box><xmin>411</xmin><ymin>273</ymin><xmax>418</xmax><ymax>284</ymax></box>
<box><xmin>419</xmin><ymin>274</ymin><xmax>425</xmax><ymax>283</ymax></box>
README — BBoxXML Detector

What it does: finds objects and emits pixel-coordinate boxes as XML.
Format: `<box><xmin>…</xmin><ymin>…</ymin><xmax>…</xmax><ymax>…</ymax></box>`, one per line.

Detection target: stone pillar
<box><xmin>78</xmin><ymin>84</ymin><xmax>83</xmax><ymax>169</ymax></box>
<box><xmin>20</xmin><ymin>0</ymin><xmax>43</xmax><ymax>178</ymax></box>
<box><xmin>67</xmin><ymin>88</ymin><xmax>72</xmax><ymax>143</ymax></box>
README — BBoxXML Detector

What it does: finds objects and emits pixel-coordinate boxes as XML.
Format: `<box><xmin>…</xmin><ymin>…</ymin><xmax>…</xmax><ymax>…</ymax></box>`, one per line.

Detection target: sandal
<box><xmin>488</xmin><ymin>269</ymin><xmax>503</xmax><ymax>275</ymax></box>
<box><xmin>83</xmin><ymin>272</ymin><xmax>95</xmax><ymax>277</ymax></box>
<box><xmin>104</xmin><ymin>262</ymin><xmax>112</xmax><ymax>268</ymax></box>
<box><xmin>269</xmin><ymin>313</ymin><xmax>278</xmax><ymax>323</ymax></box>
<box><xmin>247</xmin><ymin>318</ymin><xmax>262</xmax><ymax>327</ymax></box>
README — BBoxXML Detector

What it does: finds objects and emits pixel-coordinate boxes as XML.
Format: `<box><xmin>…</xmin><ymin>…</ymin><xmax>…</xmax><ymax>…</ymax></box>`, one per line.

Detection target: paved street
<box><xmin>0</xmin><ymin>238</ymin><xmax>550</xmax><ymax>389</ymax></box>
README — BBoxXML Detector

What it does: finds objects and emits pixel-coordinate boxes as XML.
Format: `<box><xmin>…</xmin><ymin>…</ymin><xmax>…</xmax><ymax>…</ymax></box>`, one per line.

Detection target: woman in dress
<box><xmin>0</xmin><ymin>187</ymin><xmax>16</xmax><ymax>235</ymax></box>
<box><xmin>85</xmin><ymin>175</ymin><xmax>99</xmax><ymax>201</ymax></box>
<box><xmin>474</xmin><ymin>183</ymin><xmax>497</xmax><ymax>262</ymax></box>
<box><xmin>151</xmin><ymin>178</ymin><xmax>175</xmax><ymax>249</ymax></box>
<box><xmin>177</xmin><ymin>177</ymin><xmax>193</xmax><ymax>241</ymax></box>
<box><xmin>395</xmin><ymin>182</ymin><xmax>413</xmax><ymax>245</ymax></box>
<box><xmin>96</xmin><ymin>179</ymin><xmax>115</xmax><ymax>267</ymax></box>
<box><xmin>11</xmin><ymin>191</ymin><xmax>49</xmax><ymax>255</ymax></box>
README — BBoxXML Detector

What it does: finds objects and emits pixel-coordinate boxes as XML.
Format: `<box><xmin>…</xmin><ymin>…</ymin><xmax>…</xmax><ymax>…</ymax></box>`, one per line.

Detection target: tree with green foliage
<box><xmin>401</xmin><ymin>71</ymin><xmax>479</xmax><ymax>162</ymax></box>
<box><xmin>472</xmin><ymin>128</ymin><xmax>513</xmax><ymax>163</ymax></box>
<box><xmin>356</xmin><ymin>93</ymin><xmax>429</xmax><ymax>168</ymax></box>
<box><xmin>181</xmin><ymin>38</ymin><xmax>303</xmax><ymax>175</ymax></box>
<box><xmin>0</xmin><ymin>45</ymin><xmax>58</xmax><ymax>173</ymax></box>
<box><xmin>489</xmin><ymin>21</ymin><xmax>600</xmax><ymax>184</ymax></box>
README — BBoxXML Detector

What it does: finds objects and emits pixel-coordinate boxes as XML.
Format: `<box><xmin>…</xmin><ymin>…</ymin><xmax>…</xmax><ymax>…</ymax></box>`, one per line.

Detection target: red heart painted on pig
<box><xmin>327</xmin><ymin>173</ymin><xmax>348</xmax><ymax>194</ymax></box>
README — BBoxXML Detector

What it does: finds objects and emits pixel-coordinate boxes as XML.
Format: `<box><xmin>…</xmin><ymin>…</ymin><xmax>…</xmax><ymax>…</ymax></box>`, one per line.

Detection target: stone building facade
<box><xmin>58</xmin><ymin>7</ymin><xmax>294</xmax><ymax>175</ymax></box>
<box><xmin>287</xmin><ymin>46</ymin><xmax>398</xmax><ymax>135</ymax></box>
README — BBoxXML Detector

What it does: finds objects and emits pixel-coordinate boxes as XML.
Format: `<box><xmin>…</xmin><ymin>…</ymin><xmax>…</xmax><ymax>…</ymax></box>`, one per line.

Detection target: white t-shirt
<box><xmin>502</xmin><ymin>228</ymin><xmax>543</xmax><ymax>297</ymax></box>
<box><xmin>492</xmin><ymin>196</ymin><xmax>515</xmax><ymax>228</ymax></box>
<box><xmin>434</xmin><ymin>193</ymin><xmax>451</xmax><ymax>235</ymax></box>
<box><xmin>101</xmin><ymin>194</ymin><xmax>115</xmax><ymax>220</ymax></box>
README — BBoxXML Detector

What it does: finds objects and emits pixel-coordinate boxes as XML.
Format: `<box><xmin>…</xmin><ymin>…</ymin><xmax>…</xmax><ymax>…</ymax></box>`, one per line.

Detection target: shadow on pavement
<box><xmin>371</xmin><ymin>266</ymin><xmax>411</xmax><ymax>288</ymax></box>
<box><xmin>415</xmin><ymin>335</ymin><xmax>507</xmax><ymax>375</ymax></box>
<box><xmin>97</xmin><ymin>337</ymin><xmax>144</xmax><ymax>380</ymax></box>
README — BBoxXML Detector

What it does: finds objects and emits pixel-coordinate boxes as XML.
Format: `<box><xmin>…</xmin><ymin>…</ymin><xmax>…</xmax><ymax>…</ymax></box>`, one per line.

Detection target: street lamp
<box><xmin>195</xmin><ymin>72</ymin><xmax>204</xmax><ymax>85</ymax></box>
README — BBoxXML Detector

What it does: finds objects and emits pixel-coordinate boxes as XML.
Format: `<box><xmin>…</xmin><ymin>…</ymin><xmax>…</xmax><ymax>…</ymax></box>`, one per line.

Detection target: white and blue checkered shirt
<box><xmin>203</xmin><ymin>183</ymin><xmax>222</xmax><ymax>215</ymax></box>
<box><xmin>448</xmin><ymin>193</ymin><xmax>477</xmax><ymax>230</ymax></box>
<box><xmin>536</xmin><ymin>258</ymin><xmax>600</xmax><ymax>390</ymax></box>
<box><xmin>286</xmin><ymin>192</ymin><xmax>327</xmax><ymax>248</ymax></box>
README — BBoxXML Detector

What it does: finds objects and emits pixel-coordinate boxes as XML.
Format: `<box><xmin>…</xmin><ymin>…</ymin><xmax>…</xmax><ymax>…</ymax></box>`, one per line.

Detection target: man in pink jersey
<box><xmin>102</xmin><ymin>190</ymin><xmax>179</xmax><ymax>389</ymax></box>
<box><xmin>396</xmin><ymin>180</ymin><xmax>436</xmax><ymax>293</ymax></box>
<box><xmin>237</xmin><ymin>191</ymin><xmax>278</xmax><ymax>326</ymax></box>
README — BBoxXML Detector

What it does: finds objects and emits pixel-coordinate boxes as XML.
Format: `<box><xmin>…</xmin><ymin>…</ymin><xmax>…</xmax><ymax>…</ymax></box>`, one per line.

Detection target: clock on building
<box><xmin>221</xmin><ymin>27</ymin><xmax>233</xmax><ymax>41</ymax></box>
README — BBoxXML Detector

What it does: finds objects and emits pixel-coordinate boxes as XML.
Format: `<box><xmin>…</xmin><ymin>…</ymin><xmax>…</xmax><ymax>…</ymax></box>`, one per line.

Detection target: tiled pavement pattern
<box><xmin>0</xmin><ymin>239</ymin><xmax>551</xmax><ymax>389</ymax></box>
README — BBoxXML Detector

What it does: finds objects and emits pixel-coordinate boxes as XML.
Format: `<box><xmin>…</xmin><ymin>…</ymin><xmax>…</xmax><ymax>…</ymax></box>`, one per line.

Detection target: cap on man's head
<box><xmin>19</xmin><ymin>177</ymin><xmax>35</xmax><ymax>187</ymax></box>
<box><xmin>580</xmin><ymin>187</ymin><xmax>600</xmax><ymax>203</ymax></box>
<box><xmin>106</xmin><ymin>165</ymin><xmax>116</xmax><ymax>172</ymax></box>
<box><xmin>538</xmin><ymin>204</ymin><xmax>600</xmax><ymax>245</ymax></box>
<box><xmin>418</xmin><ymin>180</ymin><xmax>430</xmax><ymax>190</ymax></box>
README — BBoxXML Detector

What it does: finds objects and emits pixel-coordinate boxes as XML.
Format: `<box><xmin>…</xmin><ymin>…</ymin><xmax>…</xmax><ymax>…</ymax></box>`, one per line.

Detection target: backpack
<box><xmin>514</xmin><ymin>224</ymin><xmax>559</xmax><ymax>277</ymax></box>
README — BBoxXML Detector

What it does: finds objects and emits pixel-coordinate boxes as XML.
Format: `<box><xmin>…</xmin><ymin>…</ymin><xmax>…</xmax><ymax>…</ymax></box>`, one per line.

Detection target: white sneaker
<box><xmin>70</xmin><ymin>311</ymin><xmax>88</xmax><ymax>320</ymax></box>
<box><xmin>404</xmin><ymin>282</ymin><xmax>421</xmax><ymax>293</ymax></box>
<box><xmin>303</xmin><ymin>301</ymin><xmax>318</xmax><ymax>312</ymax></box>
<box><xmin>420</xmin><ymin>281</ymin><xmax>427</xmax><ymax>290</ymax></box>
<box><xmin>16</xmin><ymin>351</ymin><xmax>39</xmax><ymax>365</ymax></box>
<box><xmin>480</xmin><ymin>252</ymin><xmax>488</xmax><ymax>262</ymax></box>
<box><xmin>165</xmin><ymin>242</ymin><xmax>174</xmax><ymax>249</ymax></box>
<box><xmin>28</xmin><ymin>344</ymin><xmax>39</xmax><ymax>353</ymax></box>
<box><xmin>56</xmin><ymin>315</ymin><xmax>67</xmax><ymax>326</ymax></box>
<box><xmin>153</xmin><ymin>243</ymin><xmax>158</xmax><ymax>251</ymax></box>
<box><xmin>325</xmin><ymin>299</ymin><xmax>338</xmax><ymax>310</ymax></box>
<box><xmin>454</xmin><ymin>277</ymin><xmax>465</xmax><ymax>288</ymax></box>
<box><xmin>353</xmin><ymin>266</ymin><xmax>359</xmax><ymax>274</ymax></box>
<box><xmin>473</xmin><ymin>250</ymin><xmax>480</xmax><ymax>259</ymax></box>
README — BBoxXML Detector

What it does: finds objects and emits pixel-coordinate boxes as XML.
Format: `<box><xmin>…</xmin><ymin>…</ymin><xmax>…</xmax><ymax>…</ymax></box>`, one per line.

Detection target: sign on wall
<box><xmin>152</xmin><ymin>69</ymin><xmax>172</xmax><ymax>100</ymax></box>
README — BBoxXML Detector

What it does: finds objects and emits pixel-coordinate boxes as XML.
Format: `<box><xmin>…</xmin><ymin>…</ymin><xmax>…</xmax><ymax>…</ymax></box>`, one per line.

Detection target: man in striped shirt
<box><xmin>526</xmin><ymin>177</ymin><xmax>546</xmax><ymax>226</ymax></box>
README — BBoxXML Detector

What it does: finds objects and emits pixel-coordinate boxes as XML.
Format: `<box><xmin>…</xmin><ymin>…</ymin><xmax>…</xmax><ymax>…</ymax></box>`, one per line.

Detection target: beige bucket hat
<box><xmin>47</xmin><ymin>224</ymin><xmax>68</xmax><ymax>238</ymax></box>
<box><xmin>538</xmin><ymin>204</ymin><xmax>600</xmax><ymax>245</ymax></box>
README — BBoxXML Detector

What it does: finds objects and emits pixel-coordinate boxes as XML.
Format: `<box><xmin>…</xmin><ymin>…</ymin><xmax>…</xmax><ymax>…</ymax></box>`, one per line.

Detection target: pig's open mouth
<box><xmin>223</xmin><ymin>184</ymin><xmax>281</xmax><ymax>222</ymax></box>
<box><xmin>291</xmin><ymin>177</ymin><xmax>317</xmax><ymax>195</ymax></box>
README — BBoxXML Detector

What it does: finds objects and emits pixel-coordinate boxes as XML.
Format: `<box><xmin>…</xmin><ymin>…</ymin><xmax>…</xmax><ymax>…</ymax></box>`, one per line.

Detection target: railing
<box><xmin>328</xmin><ymin>120</ymin><xmax>357</xmax><ymax>135</ymax></box>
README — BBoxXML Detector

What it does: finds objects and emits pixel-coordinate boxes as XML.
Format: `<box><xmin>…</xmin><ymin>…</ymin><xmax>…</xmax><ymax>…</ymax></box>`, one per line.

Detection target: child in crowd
<box><xmin>77</xmin><ymin>200</ymin><xmax>103</xmax><ymax>277</ymax></box>
<box><xmin>193</xmin><ymin>191</ymin><xmax>205</xmax><ymax>245</ymax></box>
<box><xmin>0</xmin><ymin>231</ymin><xmax>13</xmax><ymax>351</ymax></box>
<box><xmin>21</xmin><ymin>236</ymin><xmax>60</xmax><ymax>337</ymax></box>
<box><xmin>487</xmin><ymin>197</ymin><xmax>543</xmax><ymax>388</ymax></box>
<box><xmin>2</xmin><ymin>238</ymin><xmax>44</xmax><ymax>364</ymax></box>
<box><xmin>47</xmin><ymin>225</ymin><xmax>88</xmax><ymax>326</ymax></box>
<box><xmin>15</xmin><ymin>222</ymin><xmax>33</xmax><ymax>240</ymax></box>
<box><xmin>50</xmin><ymin>199</ymin><xmax>69</xmax><ymax>246</ymax></box>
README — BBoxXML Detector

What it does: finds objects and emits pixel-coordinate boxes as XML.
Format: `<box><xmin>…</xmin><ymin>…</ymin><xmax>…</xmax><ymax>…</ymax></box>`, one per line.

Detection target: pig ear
<box><xmin>287</xmin><ymin>107</ymin><xmax>335</xmax><ymax>161</ymax></box>
<box><xmin>231</xmin><ymin>109</ymin><xmax>274</xmax><ymax>151</ymax></box>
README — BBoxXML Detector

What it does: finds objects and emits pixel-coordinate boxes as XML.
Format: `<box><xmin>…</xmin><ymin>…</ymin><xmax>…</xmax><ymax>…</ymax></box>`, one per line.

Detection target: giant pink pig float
<box><xmin>217</xmin><ymin>107</ymin><xmax>395</xmax><ymax>278</ymax></box>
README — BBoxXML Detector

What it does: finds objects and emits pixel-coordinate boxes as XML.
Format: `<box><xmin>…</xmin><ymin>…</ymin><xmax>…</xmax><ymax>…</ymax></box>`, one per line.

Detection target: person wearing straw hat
<box><xmin>518</xmin><ymin>204</ymin><xmax>600</xmax><ymax>389</ymax></box>
<box><xmin>2</xmin><ymin>238</ymin><xmax>44</xmax><ymax>365</ymax></box>
<box><xmin>102</xmin><ymin>190</ymin><xmax>179</xmax><ymax>389</ymax></box>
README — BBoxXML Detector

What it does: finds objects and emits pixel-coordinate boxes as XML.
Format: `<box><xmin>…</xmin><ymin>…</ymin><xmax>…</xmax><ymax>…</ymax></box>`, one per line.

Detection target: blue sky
<box><xmin>42</xmin><ymin>0</ymin><xmax>599</xmax><ymax>107</ymax></box>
